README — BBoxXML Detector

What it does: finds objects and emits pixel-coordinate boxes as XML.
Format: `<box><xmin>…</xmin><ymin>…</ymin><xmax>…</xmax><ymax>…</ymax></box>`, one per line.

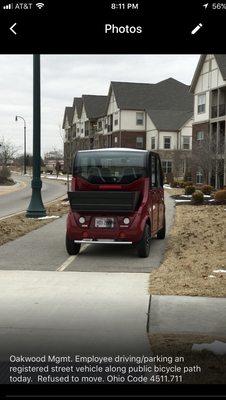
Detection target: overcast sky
<box><xmin>0</xmin><ymin>54</ymin><xmax>200</xmax><ymax>156</ymax></box>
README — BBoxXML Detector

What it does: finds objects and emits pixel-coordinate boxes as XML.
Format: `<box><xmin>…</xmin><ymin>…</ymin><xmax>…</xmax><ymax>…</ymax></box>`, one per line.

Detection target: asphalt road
<box><xmin>0</xmin><ymin>193</ymin><xmax>175</xmax><ymax>273</ymax></box>
<box><xmin>0</xmin><ymin>174</ymin><xmax>67</xmax><ymax>219</ymax></box>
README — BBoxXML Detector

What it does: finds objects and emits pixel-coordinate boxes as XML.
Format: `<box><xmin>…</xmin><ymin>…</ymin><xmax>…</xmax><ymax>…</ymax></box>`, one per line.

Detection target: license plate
<box><xmin>95</xmin><ymin>218</ymin><xmax>114</xmax><ymax>228</ymax></box>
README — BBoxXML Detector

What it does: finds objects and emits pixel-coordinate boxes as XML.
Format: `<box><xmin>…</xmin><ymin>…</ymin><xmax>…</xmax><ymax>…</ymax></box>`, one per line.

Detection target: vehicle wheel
<box><xmin>66</xmin><ymin>234</ymin><xmax>81</xmax><ymax>255</ymax></box>
<box><xmin>157</xmin><ymin>217</ymin><xmax>166</xmax><ymax>239</ymax></box>
<box><xmin>137</xmin><ymin>224</ymin><xmax>151</xmax><ymax>258</ymax></box>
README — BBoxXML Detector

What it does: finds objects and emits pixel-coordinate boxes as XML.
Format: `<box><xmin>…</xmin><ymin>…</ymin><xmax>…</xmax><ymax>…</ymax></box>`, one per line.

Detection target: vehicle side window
<box><xmin>150</xmin><ymin>154</ymin><xmax>157</xmax><ymax>188</ymax></box>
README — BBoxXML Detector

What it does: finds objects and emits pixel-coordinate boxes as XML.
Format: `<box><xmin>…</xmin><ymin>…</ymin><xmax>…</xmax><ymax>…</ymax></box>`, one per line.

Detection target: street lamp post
<box><xmin>15</xmin><ymin>115</ymin><xmax>27</xmax><ymax>175</ymax></box>
<box><xmin>26</xmin><ymin>54</ymin><xmax>46</xmax><ymax>218</ymax></box>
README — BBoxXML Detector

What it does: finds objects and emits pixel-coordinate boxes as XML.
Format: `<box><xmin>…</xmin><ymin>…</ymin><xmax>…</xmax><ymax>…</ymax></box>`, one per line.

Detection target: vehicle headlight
<box><xmin>79</xmin><ymin>217</ymin><xmax>86</xmax><ymax>224</ymax></box>
<box><xmin>123</xmin><ymin>217</ymin><xmax>130</xmax><ymax>225</ymax></box>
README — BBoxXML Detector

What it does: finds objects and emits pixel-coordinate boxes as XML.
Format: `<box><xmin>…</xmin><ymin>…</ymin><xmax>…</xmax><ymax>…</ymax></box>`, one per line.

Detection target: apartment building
<box><xmin>63</xmin><ymin>95</ymin><xmax>107</xmax><ymax>170</ymax></box>
<box><xmin>62</xmin><ymin>106</ymin><xmax>73</xmax><ymax>172</ymax></box>
<box><xmin>63</xmin><ymin>78</ymin><xmax>193</xmax><ymax>179</ymax></box>
<box><xmin>190</xmin><ymin>54</ymin><xmax>226</xmax><ymax>188</ymax></box>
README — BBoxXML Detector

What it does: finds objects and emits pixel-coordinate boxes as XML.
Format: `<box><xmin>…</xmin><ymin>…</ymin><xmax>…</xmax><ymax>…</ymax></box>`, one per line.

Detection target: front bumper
<box><xmin>74</xmin><ymin>239</ymin><xmax>132</xmax><ymax>244</ymax></box>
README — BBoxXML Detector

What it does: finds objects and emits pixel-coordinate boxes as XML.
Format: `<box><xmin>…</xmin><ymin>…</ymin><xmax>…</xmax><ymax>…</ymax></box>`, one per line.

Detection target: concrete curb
<box><xmin>147</xmin><ymin>294</ymin><xmax>226</xmax><ymax>336</ymax></box>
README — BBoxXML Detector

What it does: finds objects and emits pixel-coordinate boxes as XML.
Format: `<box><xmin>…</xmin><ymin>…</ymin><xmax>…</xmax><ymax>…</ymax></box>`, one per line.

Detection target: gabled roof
<box><xmin>109</xmin><ymin>78</ymin><xmax>193</xmax><ymax>130</ymax></box>
<box><xmin>109</xmin><ymin>81</ymin><xmax>154</xmax><ymax>110</ymax></box>
<box><xmin>62</xmin><ymin>106</ymin><xmax>73</xmax><ymax>129</ymax></box>
<box><xmin>215</xmin><ymin>54</ymin><xmax>226</xmax><ymax>80</ymax></box>
<box><xmin>82</xmin><ymin>95</ymin><xmax>108</xmax><ymax>119</ymax></box>
<box><xmin>72</xmin><ymin>97</ymin><xmax>83</xmax><ymax>119</ymax></box>
<box><xmin>190</xmin><ymin>54</ymin><xmax>226</xmax><ymax>93</ymax></box>
<box><xmin>147</xmin><ymin>109</ymin><xmax>193</xmax><ymax>131</ymax></box>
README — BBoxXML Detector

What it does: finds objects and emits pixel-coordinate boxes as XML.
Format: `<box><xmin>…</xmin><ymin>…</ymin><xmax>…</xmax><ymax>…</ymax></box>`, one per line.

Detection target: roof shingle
<box><xmin>82</xmin><ymin>95</ymin><xmax>108</xmax><ymax>119</ymax></box>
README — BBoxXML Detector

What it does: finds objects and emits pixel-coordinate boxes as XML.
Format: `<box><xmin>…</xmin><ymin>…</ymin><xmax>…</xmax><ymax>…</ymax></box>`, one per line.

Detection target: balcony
<box><xmin>219</xmin><ymin>103</ymin><xmax>226</xmax><ymax>117</ymax></box>
<box><xmin>211</xmin><ymin>87</ymin><xmax>226</xmax><ymax>118</ymax></box>
<box><xmin>211</xmin><ymin>105</ymin><xmax>217</xmax><ymax>118</ymax></box>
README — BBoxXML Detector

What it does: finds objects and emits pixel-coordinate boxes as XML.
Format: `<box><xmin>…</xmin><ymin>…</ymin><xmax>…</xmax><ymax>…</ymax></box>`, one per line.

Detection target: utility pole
<box><xmin>26</xmin><ymin>55</ymin><xmax>46</xmax><ymax>218</ymax></box>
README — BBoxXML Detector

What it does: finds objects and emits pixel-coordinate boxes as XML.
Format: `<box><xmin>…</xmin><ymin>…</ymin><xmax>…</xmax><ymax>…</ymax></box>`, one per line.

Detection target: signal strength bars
<box><xmin>3</xmin><ymin>3</ymin><xmax>13</xmax><ymax>9</ymax></box>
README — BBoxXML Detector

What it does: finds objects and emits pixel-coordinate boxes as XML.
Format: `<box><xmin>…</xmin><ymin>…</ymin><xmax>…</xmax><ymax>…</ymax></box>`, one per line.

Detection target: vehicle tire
<box><xmin>137</xmin><ymin>224</ymin><xmax>151</xmax><ymax>258</ymax></box>
<box><xmin>157</xmin><ymin>217</ymin><xmax>166</xmax><ymax>239</ymax></box>
<box><xmin>66</xmin><ymin>234</ymin><xmax>81</xmax><ymax>255</ymax></box>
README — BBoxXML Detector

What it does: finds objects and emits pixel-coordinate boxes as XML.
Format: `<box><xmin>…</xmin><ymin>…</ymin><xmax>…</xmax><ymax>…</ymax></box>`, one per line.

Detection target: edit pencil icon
<box><xmin>191</xmin><ymin>23</ymin><xmax>203</xmax><ymax>35</ymax></box>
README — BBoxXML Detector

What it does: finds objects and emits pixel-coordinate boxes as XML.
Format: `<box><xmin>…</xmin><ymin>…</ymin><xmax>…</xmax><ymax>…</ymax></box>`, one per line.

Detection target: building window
<box><xmin>196</xmin><ymin>131</ymin><xmax>204</xmax><ymax>141</ymax></box>
<box><xmin>114</xmin><ymin>137</ymin><xmax>118</xmax><ymax>144</ymax></box>
<box><xmin>81</xmin><ymin>128</ymin><xmax>83</xmax><ymax>134</ymax></box>
<box><xmin>136</xmin><ymin>112</ymin><xmax>144</xmax><ymax>125</ymax></box>
<box><xmin>108</xmin><ymin>114</ymin><xmax>113</xmax><ymax>132</ymax></box>
<box><xmin>164</xmin><ymin>137</ymin><xmax>171</xmax><ymax>149</ymax></box>
<box><xmin>114</xmin><ymin>119</ymin><xmax>118</xmax><ymax>126</ymax></box>
<box><xmin>196</xmin><ymin>170</ymin><xmax>204</xmax><ymax>184</ymax></box>
<box><xmin>182</xmin><ymin>136</ymin><xmax>190</xmax><ymax>150</ymax></box>
<box><xmin>98</xmin><ymin>121</ymin><xmax>102</xmax><ymax>130</ymax></box>
<box><xmin>198</xmin><ymin>93</ymin><xmax>206</xmax><ymax>114</ymax></box>
<box><xmin>136</xmin><ymin>136</ymin><xmax>144</xmax><ymax>148</ymax></box>
<box><xmin>77</xmin><ymin>128</ymin><xmax>79</xmax><ymax>133</ymax></box>
<box><xmin>162</xmin><ymin>160</ymin><xmax>172</xmax><ymax>174</ymax></box>
<box><xmin>151</xmin><ymin>137</ymin><xmax>155</xmax><ymax>150</ymax></box>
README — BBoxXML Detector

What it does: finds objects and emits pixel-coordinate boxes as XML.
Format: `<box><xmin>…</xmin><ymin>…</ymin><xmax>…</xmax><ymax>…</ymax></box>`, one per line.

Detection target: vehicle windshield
<box><xmin>74</xmin><ymin>150</ymin><xmax>147</xmax><ymax>184</ymax></box>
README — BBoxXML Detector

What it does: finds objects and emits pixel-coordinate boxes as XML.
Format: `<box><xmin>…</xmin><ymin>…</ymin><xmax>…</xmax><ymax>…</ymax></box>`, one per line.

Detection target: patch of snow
<box><xmin>41</xmin><ymin>174</ymin><xmax>72</xmax><ymax>181</ymax></box>
<box><xmin>192</xmin><ymin>341</ymin><xmax>226</xmax><ymax>355</ymax></box>
<box><xmin>61</xmin><ymin>201</ymin><xmax>69</xmax><ymax>206</ymax></box>
<box><xmin>209</xmin><ymin>199</ymin><xmax>215</xmax><ymax>202</ymax></box>
<box><xmin>37</xmin><ymin>215</ymin><xmax>60</xmax><ymax>220</ymax></box>
<box><xmin>163</xmin><ymin>184</ymin><xmax>172</xmax><ymax>189</ymax></box>
<box><xmin>208</xmin><ymin>275</ymin><xmax>216</xmax><ymax>278</ymax></box>
<box><xmin>213</xmin><ymin>269</ymin><xmax>226</xmax><ymax>274</ymax></box>
<box><xmin>180</xmin><ymin>194</ymin><xmax>211</xmax><ymax>199</ymax></box>
<box><xmin>175</xmin><ymin>199</ymin><xmax>191</xmax><ymax>203</ymax></box>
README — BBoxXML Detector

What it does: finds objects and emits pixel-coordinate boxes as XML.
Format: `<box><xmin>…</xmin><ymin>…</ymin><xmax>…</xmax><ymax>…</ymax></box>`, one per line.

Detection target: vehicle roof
<box><xmin>77</xmin><ymin>148</ymin><xmax>148</xmax><ymax>153</ymax></box>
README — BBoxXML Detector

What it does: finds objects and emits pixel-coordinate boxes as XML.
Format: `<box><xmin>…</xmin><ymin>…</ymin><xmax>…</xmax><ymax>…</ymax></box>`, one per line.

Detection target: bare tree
<box><xmin>0</xmin><ymin>137</ymin><xmax>19</xmax><ymax>166</ymax></box>
<box><xmin>172</xmin><ymin>150</ymin><xmax>192</xmax><ymax>180</ymax></box>
<box><xmin>192</xmin><ymin>132</ymin><xmax>224</xmax><ymax>188</ymax></box>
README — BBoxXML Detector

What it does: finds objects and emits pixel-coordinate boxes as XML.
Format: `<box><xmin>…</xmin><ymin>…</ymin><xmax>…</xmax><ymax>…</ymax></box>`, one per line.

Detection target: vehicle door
<box><xmin>149</xmin><ymin>153</ymin><xmax>159</xmax><ymax>234</ymax></box>
<box><xmin>156</xmin><ymin>155</ymin><xmax>165</xmax><ymax>230</ymax></box>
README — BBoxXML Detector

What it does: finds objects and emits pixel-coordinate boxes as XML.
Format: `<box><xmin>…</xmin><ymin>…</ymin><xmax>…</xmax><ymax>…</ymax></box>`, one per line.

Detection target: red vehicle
<box><xmin>66</xmin><ymin>148</ymin><xmax>165</xmax><ymax>258</ymax></box>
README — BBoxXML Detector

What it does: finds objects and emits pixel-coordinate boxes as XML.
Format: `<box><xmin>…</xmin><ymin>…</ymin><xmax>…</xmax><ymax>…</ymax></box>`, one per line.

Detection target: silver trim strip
<box><xmin>74</xmin><ymin>240</ymin><xmax>132</xmax><ymax>245</ymax></box>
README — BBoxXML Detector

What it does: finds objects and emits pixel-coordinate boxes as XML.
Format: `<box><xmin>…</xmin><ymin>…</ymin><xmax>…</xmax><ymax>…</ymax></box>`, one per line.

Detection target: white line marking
<box><xmin>56</xmin><ymin>245</ymin><xmax>89</xmax><ymax>272</ymax></box>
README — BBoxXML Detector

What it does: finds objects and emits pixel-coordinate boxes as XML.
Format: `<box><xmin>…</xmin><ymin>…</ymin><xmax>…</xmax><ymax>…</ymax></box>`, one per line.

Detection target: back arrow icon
<box><xmin>10</xmin><ymin>23</ymin><xmax>17</xmax><ymax>35</ymax></box>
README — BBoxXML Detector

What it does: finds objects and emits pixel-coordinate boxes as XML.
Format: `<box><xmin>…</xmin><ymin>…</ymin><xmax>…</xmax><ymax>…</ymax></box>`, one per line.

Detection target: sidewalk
<box><xmin>0</xmin><ymin>269</ymin><xmax>150</xmax><ymax>359</ymax></box>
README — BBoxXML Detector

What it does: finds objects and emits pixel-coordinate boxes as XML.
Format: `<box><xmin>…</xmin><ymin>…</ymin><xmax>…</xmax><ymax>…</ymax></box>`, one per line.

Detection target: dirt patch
<box><xmin>149</xmin><ymin>204</ymin><xmax>226</xmax><ymax>297</ymax></box>
<box><xmin>164</xmin><ymin>188</ymin><xmax>184</xmax><ymax>197</ymax></box>
<box><xmin>0</xmin><ymin>200</ymin><xmax>69</xmax><ymax>246</ymax></box>
<box><xmin>148</xmin><ymin>333</ymin><xmax>226</xmax><ymax>384</ymax></box>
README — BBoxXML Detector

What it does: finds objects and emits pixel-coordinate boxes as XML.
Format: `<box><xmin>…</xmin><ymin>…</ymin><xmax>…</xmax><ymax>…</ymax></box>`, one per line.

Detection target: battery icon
<box><xmin>191</xmin><ymin>23</ymin><xmax>203</xmax><ymax>35</ymax></box>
